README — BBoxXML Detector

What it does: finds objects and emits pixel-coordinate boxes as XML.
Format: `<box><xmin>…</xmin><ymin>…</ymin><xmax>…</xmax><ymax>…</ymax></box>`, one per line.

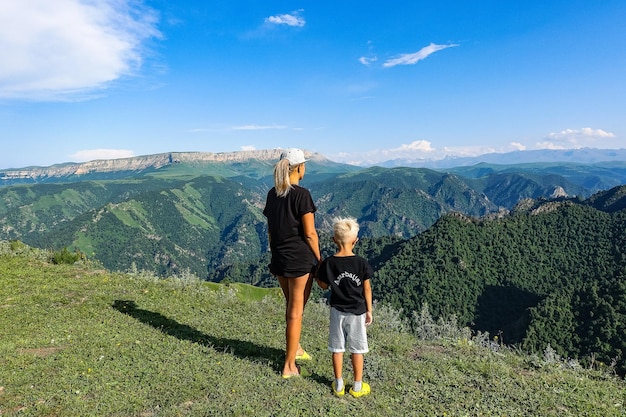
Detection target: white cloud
<box><xmin>383</xmin><ymin>43</ymin><xmax>459</xmax><ymax>68</ymax></box>
<box><xmin>187</xmin><ymin>125</ymin><xmax>290</xmax><ymax>133</ymax></box>
<box><xmin>397</xmin><ymin>140</ymin><xmax>436</xmax><ymax>152</ymax></box>
<box><xmin>332</xmin><ymin>140</ymin><xmax>438</xmax><ymax>165</ymax></box>
<box><xmin>342</xmin><ymin>128</ymin><xmax>618</xmax><ymax>166</ymax></box>
<box><xmin>392</xmin><ymin>141</ymin><xmax>494</xmax><ymax>158</ymax></box>
<box><xmin>510</xmin><ymin>142</ymin><xmax>526</xmax><ymax>151</ymax></box>
<box><xmin>0</xmin><ymin>0</ymin><xmax>161</xmax><ymax>101</ymax></box>
<box><xmin>70</xmin><ymin>149</ymin><xmax>135</xmax><ymax>162</ymax></box>
<box><xmin>359</xmin><ymin>56</ymin><xmax>377</xmax><ymax>66</ymax></box>
<box><xmin>547</xmin><ymin>127</ymin><xmax>615</xmax><ymax>140</ymax></box>
<box><xmin>441</xmin><ymin>145</ymin><xmax>498</xmax><ymax>157</ymax></box>
<box><xmin>539</xmin><ymin>127</ymin><xmax>616</xmax><ymax>149</ymax></box>
<box><xmin>240</xmin><ymin>145</ymin><xmax>256</xmax><ymax>151</ymax></box>
<box><xmin>582</xmin><ymin>127</ymin><xmax>615</xmax><ymax>138</ymax></box>
<box><xmin>535</xmin><ymin>142</ymin><xmax>565</xmax><ymax>150</ymax></box>
<box><xmin>265</xmin><ymin>10</ymin><xmax>305</xmax><ymax>27</ymax></box>
<box><xmin>330</xmin><ymin>141</ymin><xmax>511</xmax><ymax>166</ymax></box>
<box><xmin>231</xmin><ymin>125</ymin><xmax>288</xmax><ymax>130</ymax></box>
<box><xmin>350</xmin><ymin>96</ymin><xmax>375</xmax><ymax>101</ymax></box>
<box><xmin>359</xmin><ymin>40</ymin><xmax>378</xmax><ymax>66</ymax></box>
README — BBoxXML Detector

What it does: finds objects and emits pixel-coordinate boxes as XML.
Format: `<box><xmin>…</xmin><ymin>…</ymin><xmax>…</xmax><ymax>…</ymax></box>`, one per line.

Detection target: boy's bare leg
<box><xmin>332</xmin><ymin>351</ymin><xmax>345</xmax><ymax>393</ymax></box>
<box><xmin>332</xmin><ymin>352</ymin><xmax>344</xmax><ymax>379</ymax></box>
<box><xmin>351</xmin><ymin>353</ymin><xmax>364</xmax><ymax>383</ymax></box>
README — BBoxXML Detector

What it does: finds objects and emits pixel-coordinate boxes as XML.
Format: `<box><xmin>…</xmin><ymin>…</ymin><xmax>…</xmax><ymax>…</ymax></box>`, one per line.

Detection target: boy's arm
<box><xmin>316</xmin><ymin>260</ymin><xmax>329</xmax><ymax>289</ymax></box>
<box><xmin>316</xmin><ymin>277</ymin><xmax>328</xmax><ymax>289</ymax></box>
<box><xmin>363</xmin><ymin>279</ymin><xmax>373</xmax><ymax>325</ymax></box>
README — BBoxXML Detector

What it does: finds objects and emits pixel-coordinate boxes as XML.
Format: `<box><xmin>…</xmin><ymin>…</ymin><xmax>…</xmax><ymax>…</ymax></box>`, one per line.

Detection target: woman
<box><xmin>263</xmin><ymin>148</ymin><xmax>322</xmax><ymax>378</ymax></box>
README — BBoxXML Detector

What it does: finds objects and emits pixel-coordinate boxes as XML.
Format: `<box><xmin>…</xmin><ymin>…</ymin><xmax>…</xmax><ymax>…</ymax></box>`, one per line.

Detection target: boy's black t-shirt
<box><xmin>318</xmin><ymin>255</ymin><xmax>373</xmax><ymax>315</ymax></box>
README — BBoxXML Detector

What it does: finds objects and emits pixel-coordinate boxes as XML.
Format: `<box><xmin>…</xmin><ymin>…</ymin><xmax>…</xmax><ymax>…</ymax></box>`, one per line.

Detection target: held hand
<box><xmin>315</xmin><ymin>277</ymin><xmax>328</xmax><ymax>290</ymax></box>
<box><xmin>365</xmin><ymin>311</ymin><xmax>373</xmax><ymax>326</ymax></box>
<box><xmin>313</xmin><ymin>261</ymin><xmax>321</xmax><ymax>277</ymax></box>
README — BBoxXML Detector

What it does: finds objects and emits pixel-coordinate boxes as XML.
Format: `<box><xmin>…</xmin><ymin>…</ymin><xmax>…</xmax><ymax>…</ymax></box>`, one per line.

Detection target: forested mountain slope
<box><xmin>310</xmin><ymin>167</ymin><xmax>496</xmax><ymax>237</ymax></box>
<box><xmin>449</xmin><ymin>161</ymin><xmax>626</xmax><ymax>194</ymax></box>
<box><xmin>373</xmin><ymin>185</ymin><xmax>626</xmax><ymax>373</ymax></box>
<box><xmin>310</xmin><ymin>166</ymin><xmax>589</xmax><ymax>236</ymax></box>
<box><xmin>34</xmin><ymin>176</ymin><xmax>268</xmax><ymax>277</ymax></box>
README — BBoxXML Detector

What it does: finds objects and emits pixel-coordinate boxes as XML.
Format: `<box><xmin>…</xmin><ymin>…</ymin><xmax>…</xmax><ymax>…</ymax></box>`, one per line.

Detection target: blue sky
<box><xmin>1</xmin><ymin>0</ymin><xmax>625</xmax><ymax>169</ymax></box>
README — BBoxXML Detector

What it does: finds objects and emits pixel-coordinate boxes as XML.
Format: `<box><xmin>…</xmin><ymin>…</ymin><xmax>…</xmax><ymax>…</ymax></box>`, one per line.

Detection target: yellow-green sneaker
<box><xmin>295</xmin><ymin>350</ymin><xmax>312</xmax><ymax>361</ymax></box>
<box><xmin>331</xmin><ymin>381</ymin><xmax>345</xmax><ymax>397</ymax></box>
<box><xmin>349</xmin><ymin>382</ymin><xmax>371</xmax><ymax>398</ymax></box>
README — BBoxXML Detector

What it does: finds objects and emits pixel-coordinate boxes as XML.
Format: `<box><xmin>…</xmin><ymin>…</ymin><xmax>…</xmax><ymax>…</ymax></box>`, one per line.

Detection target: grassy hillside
<box><xmin>1</xmin><ymin>243</ymin><xmax>624</xmax><ymax>416</ymax></box>
<box><xmin>0</xmin><ymin>178</ymin><xmax>188</xmax><ymax>241</ymax></box>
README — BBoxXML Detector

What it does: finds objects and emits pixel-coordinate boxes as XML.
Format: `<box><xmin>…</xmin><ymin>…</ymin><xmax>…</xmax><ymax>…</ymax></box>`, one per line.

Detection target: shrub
<box><xmin>50</xmin><ymin>247</ymin><xmax>85</xmax><ymax>265</ymax></box>
<box><xmin>9</xmin><ymin>240</ymin><xmax>26</xmax><ymax>251</ymax></box>
<box><xmin>412</xmin><ymin>303</ymin><xmax>471</xmax><ymax>342</ymax></box>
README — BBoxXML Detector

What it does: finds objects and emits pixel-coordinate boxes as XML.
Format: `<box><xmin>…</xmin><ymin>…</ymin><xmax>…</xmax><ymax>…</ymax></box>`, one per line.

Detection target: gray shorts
<box><xmin>328</xmin><ymin>307</ymin><xmax>369</xmax><ymax>354</ymax></box>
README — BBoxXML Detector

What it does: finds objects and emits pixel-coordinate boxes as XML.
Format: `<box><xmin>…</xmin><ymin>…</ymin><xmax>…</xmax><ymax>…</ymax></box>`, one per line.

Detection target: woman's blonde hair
<box><xmin>333</xmin><ymin>216</ymin><xmax>359</xmax><ymax>243</ymax></box>
<box><xmin>273</xmin><ymin>159</ymin><xmax>301</xmax><ymax>197</ymax></box>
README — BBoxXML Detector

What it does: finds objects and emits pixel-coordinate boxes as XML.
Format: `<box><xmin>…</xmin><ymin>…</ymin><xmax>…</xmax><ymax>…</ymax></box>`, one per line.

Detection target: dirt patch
<box><xmin>410</xmin><ymin>344</ymin><xmax>449</xmax><ymax>360</ymax></box>
<box><xmin>19</xmin><ymin>347</ymin><xmax>63</xmax><ymax>357</ymax></box>
<box><xmin>1</xmin><ymin>297</ymin><xmax>14</xmax><ymax>308</ymax></box>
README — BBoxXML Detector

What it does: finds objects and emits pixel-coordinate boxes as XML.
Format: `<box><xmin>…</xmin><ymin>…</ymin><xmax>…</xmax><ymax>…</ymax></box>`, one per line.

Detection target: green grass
<box><xmin>1</xmin><ymin>243</ymin><xmax>625</xmax><ymax>416</ymax></box>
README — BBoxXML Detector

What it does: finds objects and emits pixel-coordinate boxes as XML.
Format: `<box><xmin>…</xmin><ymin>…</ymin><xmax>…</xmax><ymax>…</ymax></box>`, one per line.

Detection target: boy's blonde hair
<box><xmin>333</xmin><ymin>216</ymin><xmax>359</xmax><ymax>243</ymax></box>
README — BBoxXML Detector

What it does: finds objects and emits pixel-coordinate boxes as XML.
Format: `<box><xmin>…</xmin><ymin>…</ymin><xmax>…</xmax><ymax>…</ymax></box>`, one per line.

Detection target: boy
<box><xmin>316</xmin><ymin>217</ymin><xmax>373</xmax><ymax>397</ymax></box>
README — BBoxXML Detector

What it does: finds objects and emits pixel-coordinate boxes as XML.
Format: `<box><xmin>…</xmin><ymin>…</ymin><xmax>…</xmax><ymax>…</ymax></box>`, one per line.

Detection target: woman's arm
<box><xmin>301</xmin><ymin>212</ymin><xmax>321</xmax><ymax>262</ymax></box>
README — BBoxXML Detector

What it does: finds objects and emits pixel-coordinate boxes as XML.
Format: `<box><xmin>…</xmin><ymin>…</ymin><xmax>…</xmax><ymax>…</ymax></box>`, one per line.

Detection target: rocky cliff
<box><xmin>0</xmin><ymin>149</ymin><xmax>323</xmax><ymax>183</ymax></box>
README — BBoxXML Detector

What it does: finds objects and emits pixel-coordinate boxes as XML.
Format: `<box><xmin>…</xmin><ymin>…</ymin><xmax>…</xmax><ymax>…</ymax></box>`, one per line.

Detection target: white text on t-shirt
<box><xmin>334</xmin><ymin>271</ymin><xmax>362</xmax><ymax>287</ymax></box>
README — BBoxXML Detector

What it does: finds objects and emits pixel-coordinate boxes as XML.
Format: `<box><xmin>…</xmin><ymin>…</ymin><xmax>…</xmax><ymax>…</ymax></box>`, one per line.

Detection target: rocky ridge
<box><xmin>0</xmin><ymin>149</ymin><xmax>323</xmax><ymax>182</ymax></box>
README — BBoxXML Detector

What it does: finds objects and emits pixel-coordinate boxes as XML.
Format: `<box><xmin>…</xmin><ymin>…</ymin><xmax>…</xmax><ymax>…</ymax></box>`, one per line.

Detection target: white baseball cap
<box><xmin>280</xmin><ymin>148</ymin><xmax>307</xmax><ymax>165</ymax></box>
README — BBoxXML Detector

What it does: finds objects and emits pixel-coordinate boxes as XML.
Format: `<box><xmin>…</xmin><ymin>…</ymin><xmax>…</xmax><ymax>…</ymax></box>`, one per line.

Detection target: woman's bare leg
<box><xmin>278</xmin><ymin>274</ymin><xmax>310</xmax><ymax>376</ymax></box>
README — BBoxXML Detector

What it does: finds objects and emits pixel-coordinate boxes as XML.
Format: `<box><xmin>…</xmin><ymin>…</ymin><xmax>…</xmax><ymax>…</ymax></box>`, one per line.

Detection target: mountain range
<box><xmin>2</xmin><ymin>147</ymin><xmax>626</xmax><ymax>184</ymax></box>
<box><xmin>377</xmin><ymin>147</ymin><xmax>626</xmax><ymax>168</ymax></box>
<box><xmin>1</xmin><ymin>148</ymin><xmax>626</xmax><ymax>278</ymax></box>
<box><xmin>2</xmin><ymin>148</ymin><xmax>626</xmax><ymax>372</ymax></box>
<box><xmin>0</xmin><ymin>150</ymin><xmax>349</xmax><ymax>185</ymax></box>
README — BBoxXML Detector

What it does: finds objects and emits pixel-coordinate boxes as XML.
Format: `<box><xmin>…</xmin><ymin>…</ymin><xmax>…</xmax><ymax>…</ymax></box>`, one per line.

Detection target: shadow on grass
<box><xmin>112</xmin><ymin>300</ymin><xmax>283</xmax><ymax>369</ymax></box>
<box><xmin>112</xmin><ymin>299</ymin><xmax>332</xmax><ymax>385</ymax></box>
